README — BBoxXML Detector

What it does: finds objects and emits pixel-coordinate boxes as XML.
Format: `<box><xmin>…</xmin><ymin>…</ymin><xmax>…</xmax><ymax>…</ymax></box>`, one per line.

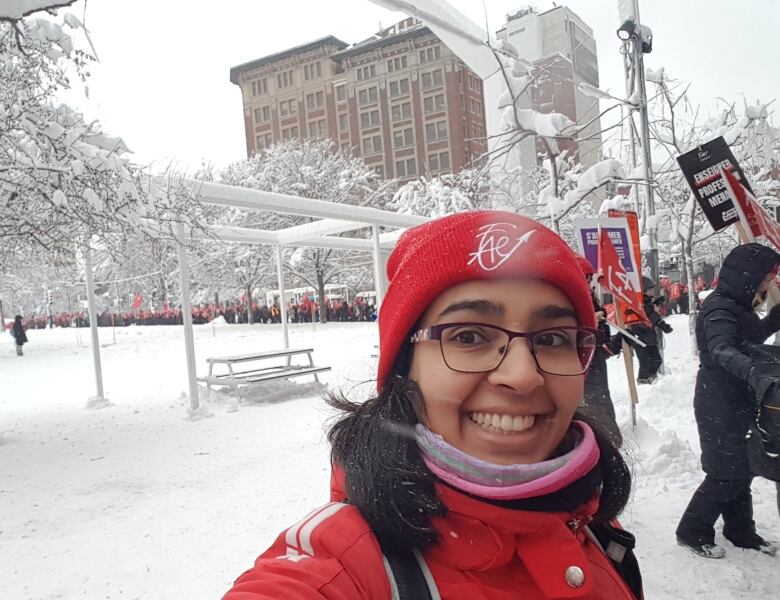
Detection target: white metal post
<box><xmin>176</xmin><ymin>223</ymin><xmax>199</xmax><ymax>411</ymax></box>
<box><xmin>275</xmin><ymin>244</ymin><xmax>290</xmax><ymax>349</ymax></box>
<box><xmin>371</xmin><ymin>225</ymin><xmax>386</xmax><ymax>307</ymax></box>
<box><xmin>83</xmin><ymin>239</ymin><xmax>105</xmax><ymax>400</ymax></box>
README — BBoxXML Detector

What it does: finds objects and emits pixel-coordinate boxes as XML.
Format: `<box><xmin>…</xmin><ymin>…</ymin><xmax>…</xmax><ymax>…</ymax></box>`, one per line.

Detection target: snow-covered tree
<box><xmin>216</xmin><ymin>139</ymin><xmax>390</xmax><ymax>323</ymax></box>
<box><xmin>0</xmin><ymin>4</ymin><xmax>207</xmax><ymax>272</ymax></box>
<box><xmin>390</xmin><ymin>169</ymin><xmax>490</xmax><ymax>217</ymax></box>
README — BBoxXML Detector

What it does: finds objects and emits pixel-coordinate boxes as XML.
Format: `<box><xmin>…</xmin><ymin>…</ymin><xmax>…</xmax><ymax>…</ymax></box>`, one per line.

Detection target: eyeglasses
<box><xmin>410</xmin><ymin>322</ymin><xmax>601</xmax><ymax>376</ymax></box>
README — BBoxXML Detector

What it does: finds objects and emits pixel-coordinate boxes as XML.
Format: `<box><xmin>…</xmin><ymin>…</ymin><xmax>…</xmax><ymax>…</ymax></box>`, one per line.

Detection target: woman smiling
<box><xmin>224</xmin><ymin>210</ymin><xmax>640</xmax><ymax>600</ymax></box>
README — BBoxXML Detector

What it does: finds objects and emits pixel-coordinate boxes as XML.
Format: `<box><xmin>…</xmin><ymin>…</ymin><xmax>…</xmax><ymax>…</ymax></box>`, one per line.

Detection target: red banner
<box><xmin>723</xmin><ymin>167</ymin><xmax>780</xmax><ymax>249</ymax></box>
<box><xmin>131</xmin><ymin>293</ymin><xmax>142</xmax><ymax>310</ymax></box>
<box><xmin>607</xmin><ymin>210</ymin><xmax>644</xmax><ymax>325</ymax></box>
<box><xmin>597</xmin><ymin>229</ymin><xmax>650</xmax><ymax>326</ymax></box>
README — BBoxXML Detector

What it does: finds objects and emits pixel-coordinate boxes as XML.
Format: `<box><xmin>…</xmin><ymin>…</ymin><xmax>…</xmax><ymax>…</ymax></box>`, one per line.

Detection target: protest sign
<box><xmin>676</xmin><ymin>136</ymin><xmax>753</xmax><ymax>231</ymax></box>
<box><xmin>574</xmin><ymin>216</ymin><xmax>645</xmax><ymax>324</ymax></box>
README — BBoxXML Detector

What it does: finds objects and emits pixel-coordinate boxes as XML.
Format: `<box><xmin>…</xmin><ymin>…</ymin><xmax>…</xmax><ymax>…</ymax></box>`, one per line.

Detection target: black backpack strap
<box><xmin>379</xmin><ymin>539</ymin><xmax>438</xmax><ymax>600</ymax></box>
<box><xmin>585</xmin><ymin>523</ymin><xmax>644</xmax><ymax>600</ymax></box>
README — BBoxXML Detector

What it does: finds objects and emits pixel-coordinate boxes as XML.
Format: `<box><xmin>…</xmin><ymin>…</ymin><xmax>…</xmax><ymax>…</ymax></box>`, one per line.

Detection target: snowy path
<box><xmin>0</xmin><ymin>317</ymin><xmax>777</xmax><ymax>599</ymax></box>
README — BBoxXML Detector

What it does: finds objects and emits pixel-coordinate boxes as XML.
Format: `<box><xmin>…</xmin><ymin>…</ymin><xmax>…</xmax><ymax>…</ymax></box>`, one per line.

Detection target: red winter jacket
<box><xmin>223</xmin><ymin>474</ymin><xmax>637</xmax><ymax>599</ymax></box>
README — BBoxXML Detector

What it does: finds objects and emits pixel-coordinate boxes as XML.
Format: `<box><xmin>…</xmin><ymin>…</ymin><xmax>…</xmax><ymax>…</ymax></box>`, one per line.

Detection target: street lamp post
<box><xmin>617</xmin><ymin>0</ymin><xmax>659</xmax><ymax>289</ymax></box>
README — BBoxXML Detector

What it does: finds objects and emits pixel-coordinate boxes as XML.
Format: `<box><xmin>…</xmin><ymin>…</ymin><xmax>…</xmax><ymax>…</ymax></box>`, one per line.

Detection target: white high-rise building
<box><xmin>497</xmin><ymin>5</ymin><xmax>603</xmax><ymax>169</ymax></box>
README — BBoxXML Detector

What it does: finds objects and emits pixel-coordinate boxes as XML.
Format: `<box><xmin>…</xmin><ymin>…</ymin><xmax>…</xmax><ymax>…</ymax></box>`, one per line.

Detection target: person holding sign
<box><xmin>624</xmin><ymin>278</ymin><xmax>672</xmax><ymax>385</ymax></box>
<box><xmin>676</xmin><ymin>244</ymin><xmax>780</xmax><ymax>558</ymax></box>
<box><xmin>576</xmin><ymin>254</ymin><xmax>624</xmax><ymax>447</ymax></box>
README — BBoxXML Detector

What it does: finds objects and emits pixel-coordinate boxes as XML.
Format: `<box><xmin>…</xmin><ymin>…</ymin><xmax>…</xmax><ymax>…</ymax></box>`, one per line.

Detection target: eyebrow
<box><xmin>437</xmin><ymin>299</ymin><xmax>504</xmax><ymax>319</ymax></box>
<box><xmin>530</xmin><ymin>304</ymin><xmax>578</xmax><ymax>321</ymax></box>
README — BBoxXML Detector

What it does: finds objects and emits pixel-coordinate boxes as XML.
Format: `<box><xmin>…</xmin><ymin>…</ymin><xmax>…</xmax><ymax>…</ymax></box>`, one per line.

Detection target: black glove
<box><xmin>748</xmin><ymin>362</ymin><xmax>780</xmax><ymax>404</ymax></box>
<box><xmin>764</xmin><ymin>304</ymin><xmax>780</xmax><ymax>330</ymax></box>
<box><xmin>658</xmin><ymin>320</ymin><xmax>673</xmax><ymax>334</ymax></box>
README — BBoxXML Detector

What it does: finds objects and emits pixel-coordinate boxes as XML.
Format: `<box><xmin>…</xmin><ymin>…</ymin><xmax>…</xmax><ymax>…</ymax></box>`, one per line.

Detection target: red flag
<box><xmin>597</xmin><ymin>229</ymin><xmax>650</xmax><ymax>326</ymax></box>
<box><xmin>131</xmin><ymin>293</ymin><xmax>142</xmax><ymax>310</ymax></box>
<box><xmin>722</xmin><ymin>168</ymin><xmax>780</xmax><ymax>249</ymax></box>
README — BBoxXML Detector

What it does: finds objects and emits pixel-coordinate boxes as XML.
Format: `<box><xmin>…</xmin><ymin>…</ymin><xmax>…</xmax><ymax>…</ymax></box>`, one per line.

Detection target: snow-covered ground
<box><xmin>0</xmin><ymin>316</ymin><xmax>777</xmax><ymax>599</ymax></box>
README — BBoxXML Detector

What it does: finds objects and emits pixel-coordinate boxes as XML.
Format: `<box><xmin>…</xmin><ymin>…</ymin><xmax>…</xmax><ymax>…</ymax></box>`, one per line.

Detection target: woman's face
<box><xmin>408</xmin><ymin>278</ymin><xmax>584</xmax><ymax>465</ymax></box>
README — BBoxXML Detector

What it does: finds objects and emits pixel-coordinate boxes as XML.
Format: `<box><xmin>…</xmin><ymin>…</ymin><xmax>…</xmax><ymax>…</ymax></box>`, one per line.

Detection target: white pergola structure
<box><xmin>82</xmin><ymin>179</ymin><xmax>428</xmax><ymax>412</ymax></box>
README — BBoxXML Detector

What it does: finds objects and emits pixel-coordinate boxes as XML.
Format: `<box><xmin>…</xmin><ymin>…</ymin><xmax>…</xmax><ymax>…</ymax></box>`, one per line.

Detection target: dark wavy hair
<box><xmin>327</xmin><ymin>335</ymin><xmax>632</xmax><ymax>549</ymax></box>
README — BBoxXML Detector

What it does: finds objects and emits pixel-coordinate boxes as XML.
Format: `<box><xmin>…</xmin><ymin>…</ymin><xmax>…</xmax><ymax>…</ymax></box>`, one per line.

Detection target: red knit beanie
<box><xmin>575</xmin><ymin>254</ymin><xmax>595</xmax><ymax>276</ymax></box>
<box><xmin>377</xmin><ymin>210</ymin><xmax>595</xmax><ymax>388</ymax></box>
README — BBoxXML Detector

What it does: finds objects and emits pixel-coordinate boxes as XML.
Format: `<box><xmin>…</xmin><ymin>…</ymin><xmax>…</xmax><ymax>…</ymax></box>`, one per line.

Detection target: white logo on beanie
<box><xmin>467</xmin><ymin>223</ymin><xmax>537</xmax><ymax>271</ymax></box>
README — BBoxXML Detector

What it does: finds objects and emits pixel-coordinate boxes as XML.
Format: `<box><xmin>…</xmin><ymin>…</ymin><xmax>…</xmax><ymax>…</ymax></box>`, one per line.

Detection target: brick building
<box><xmin>229</xmin><ymin>19</ymin><xmax>487</xmax><ymax>180</ymax></box>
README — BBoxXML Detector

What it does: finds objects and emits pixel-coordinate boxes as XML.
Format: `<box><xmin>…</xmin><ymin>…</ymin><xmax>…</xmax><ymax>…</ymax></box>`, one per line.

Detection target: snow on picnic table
<box><xmin>0</xmin><ymin>317</ymin><xmax>778</xmax><ymax>599</ymax></box>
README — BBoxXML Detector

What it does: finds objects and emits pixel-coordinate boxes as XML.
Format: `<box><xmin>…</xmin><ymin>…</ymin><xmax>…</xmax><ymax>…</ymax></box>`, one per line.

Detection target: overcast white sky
<box><xmin>63</xmin><ymin>0</ymin><xmax>780</xmax><ymax>171</ymax></box>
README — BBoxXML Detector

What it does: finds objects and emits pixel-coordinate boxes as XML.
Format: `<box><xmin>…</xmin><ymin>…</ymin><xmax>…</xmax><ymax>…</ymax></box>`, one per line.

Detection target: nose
<box><xmin>486</xmin><ymin>337</ymin><xmax>545</xmax><ymax>394</ymax></box>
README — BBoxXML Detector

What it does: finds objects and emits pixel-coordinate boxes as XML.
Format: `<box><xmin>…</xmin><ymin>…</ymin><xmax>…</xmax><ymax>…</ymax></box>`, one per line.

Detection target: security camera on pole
<box><xmin>617</xmin><ymin>0</ymin><xmax>658</xmax><ymax>292</ymax></box>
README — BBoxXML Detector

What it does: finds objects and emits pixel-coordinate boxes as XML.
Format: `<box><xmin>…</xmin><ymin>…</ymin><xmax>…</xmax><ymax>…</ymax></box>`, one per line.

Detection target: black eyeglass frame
<box><xmin>409</xmin><ymin>322</ymin><xmax>604</xmax><ymax>376</ymax></box>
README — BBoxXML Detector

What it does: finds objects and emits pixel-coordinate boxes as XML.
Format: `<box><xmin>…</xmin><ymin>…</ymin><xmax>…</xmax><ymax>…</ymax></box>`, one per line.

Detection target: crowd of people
<box><xmin>11</xmin><ymin>296</ymin><xmax>377</xmax><ymax>330</ymax></box>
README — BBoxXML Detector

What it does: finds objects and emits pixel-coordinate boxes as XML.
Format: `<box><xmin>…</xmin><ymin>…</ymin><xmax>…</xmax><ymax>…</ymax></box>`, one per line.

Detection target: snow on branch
<box><xmin>0</xmin><ymin>0</ymin><xmax>76</xmax><ymax>20</ymax></box>
<box><xmin>558</xmin><ymin>158</ymin><xmax>626</xmax><ymax>213</ymax></box>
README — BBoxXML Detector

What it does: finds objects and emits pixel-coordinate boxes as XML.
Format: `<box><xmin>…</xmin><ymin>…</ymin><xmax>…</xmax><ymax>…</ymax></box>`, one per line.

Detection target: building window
<box><xmin>254</xmin><ymin>106</ymin><xmax>271</xmax><ymax>124</ymax></box>
<box><xmin>468</xmin><ymin>76</ymin><xmax>482</xmax><ymax>91</ymax></box>
<box><xmin>358</xmin><ymin>86</ymin><xmax>379</xmax><ymax>105</ymax></box>
<box><xmin>421</xmin><ymin>69</ymin><xmax>444</xmax><ymax>90</ymax></box>
<box><xmin>251</xmin><ymin>78</ymin><xmax>268</xmax><ymax>96</ymax></box>
<box><xmin>255</xmin><ymin>133</ymin><xmax>273</xmax><ymax>150</ymax></box>
<box><xmin>387</xmin><ymin>56</ymin><xmax>408</xmax><ymax>72</ymax></box>
<box><xmin>279</xmin><ymin>98</ymin><xmax>297</xmax><ymax>116</ymax></box>
<box><xmin>395</xmin><ymin>157</ymin><xmax>417</xmax><ymax>177</ymax></box>
<box><xmin>472</xmin><ymin>123</ymin><xmax>486</xmax><ymax>139</ymax></box>
<box><xmin>423</xmin><ymin>94</ymin><xmax>446</xmax><ymax>114</ymax></box>
<box><xmin>306</xmin><ymin>91</ymin><xmax>325</xmax><ymax>110</ymax></box>
<box><xmin>391</xmin><ymin>102</ymin><xmax>412</xmax><ymax>121</ymax></box>
<box><xmin>389</xmin><ymin>78</ymin><xmax>410</xmax><ymax>98</ymax></box>
<box><xmin>360</xmin><ymin>109</ymin><xmax>381</xmax><ymax>129</ymax></box>
<box><xmin>425</xmin><ymin>120</ymin><xmax>448</xmax><ymax>141</ymax></box>
<box><xmin>338</xmin><ymin>112</ymin><xmax>348</xmax><ymax>130</ymax></box>
<box><xmin>393</xmin><ymin>127</ymin><xmax>414</xmax><ymax>148</ymax></box>
<box><xmin>470</xmin><ymin>98</ymin><xmax>483</xmax><ymax>116</ymax></box>
<box><xmin>362</xmin><ymin>134</ymin><xmax>383</xmax><ymax>155</ymax></box>
<box><xmin>304</xmin><ymin>61</ymin><xmax>322</xmax><ymax>81</ymax></box>
<box><xmin>281</xmin><ymin>126</ymin><xmax>299</xmax><ymax>140</ymax></box>
<box><xmin>335</xmin><ymin>84</ymin><xmax>346</xmax><ymax>102</ymax></box>
<box><xmin>308</xmin><ymin>119</ymin><xmax>327</xmax><ymax>138</ymax></box>
<box><xmin>276</xmin><ymin>70</ymin><xmax>294</xmax><ymax>89</ymax></box>
<box><xmin>419</xmin><ymin>46</ymin><xmax>441</xmax><ymax>64</ymax></box>
<box><xmin>357</xmin><ymin>64</ymin><xmax>377</xmax><ymax>81</ymax></box>
<box><xmin>428</xmin><ymin>151</ymin><xmax>451</xmax><ymax>172</ymax></box>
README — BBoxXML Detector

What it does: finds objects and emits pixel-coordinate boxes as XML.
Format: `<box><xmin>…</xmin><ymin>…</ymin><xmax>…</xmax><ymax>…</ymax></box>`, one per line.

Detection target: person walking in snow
<box><xmin>576</xmin><ymin>255</ymin><xmax>624</xmax><ymax>447</ymax></box>
<box><xmin>676</xmin><ymin>243</ymin><xmax>780</xmax><ymax>558</ymax></box>
<box><xmin>11</xmin><ymin>315</ymin><xmax>27</xmax><ymax>356</ymax></box>
<box><xmin>223</xmin><ymin>211</ymin><xmax>642</xmax><ymax>600</ymax></box>
<box><xmin>626</xmin><ymin>278</ymin><xmax>672</xmax><ymax>384</ymax></box>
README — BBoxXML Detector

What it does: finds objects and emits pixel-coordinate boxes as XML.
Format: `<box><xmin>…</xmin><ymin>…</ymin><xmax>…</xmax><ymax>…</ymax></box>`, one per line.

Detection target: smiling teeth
<box><xmin>469</xmin><ymin>412</ymin><xmax>536</xmax><ymax>432</ymax></box>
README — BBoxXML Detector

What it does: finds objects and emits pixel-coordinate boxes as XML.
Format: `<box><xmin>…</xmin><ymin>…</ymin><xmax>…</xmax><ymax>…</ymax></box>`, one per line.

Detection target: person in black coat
<box><xmin>676</xmin><ymin>243</ymin><xmax>780</xmax><ymax>558</ymax></box>
<box><xmin>626</xmin><ymin>279</ymin><xmax>673</xmax><ymax>384</ymax></box>
<box><xmin>11</xmin><ymin>315</ymin><xmax>28</xmax><ymax>356</ymax></box>
<box><xmin>576</xmin><ymin>255</ymin><xmax>624</xmax><ymax>446</ymax></box>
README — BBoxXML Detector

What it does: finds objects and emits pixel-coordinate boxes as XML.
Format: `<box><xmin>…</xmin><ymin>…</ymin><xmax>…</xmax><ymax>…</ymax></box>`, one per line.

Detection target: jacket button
<box><xmin>565</xmin><ymin>565</ymin><xmax>585</xmax><ymax>588</ymax></box>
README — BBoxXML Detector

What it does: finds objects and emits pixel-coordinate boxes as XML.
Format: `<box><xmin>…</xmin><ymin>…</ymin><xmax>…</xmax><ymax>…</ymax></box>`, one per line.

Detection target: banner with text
<box><xmin>722</xmin><ymin>167</ymin><xmax>780</xmax><ymax>249</ymax></box>
<box><xmin>676</xmin><ymin>136</ymin><xmax>754</xmax><ymax>231</ymax></box>
<box><xmin>574</xmin><ymin>217</ymin><xmax>646</xmax><ymax>325</ymax></box>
